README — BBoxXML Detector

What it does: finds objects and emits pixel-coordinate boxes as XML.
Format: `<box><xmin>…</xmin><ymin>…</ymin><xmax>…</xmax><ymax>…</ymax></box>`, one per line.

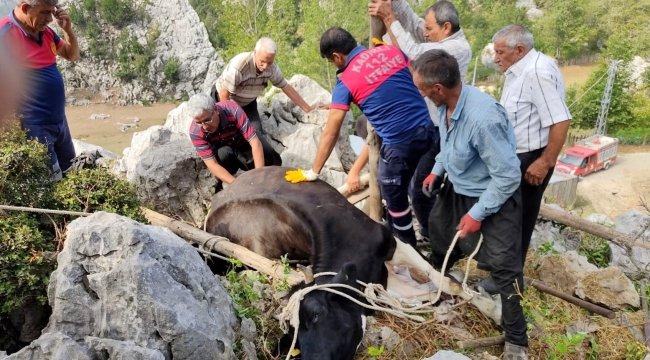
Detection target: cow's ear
<box><xmin>331</xmin><ymin>262</ymin><xmax>359</xmax><ymax>288</ymax></box>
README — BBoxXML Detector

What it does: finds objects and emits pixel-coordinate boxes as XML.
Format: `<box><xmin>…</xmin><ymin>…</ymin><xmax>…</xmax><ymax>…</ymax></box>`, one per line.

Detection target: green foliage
<box><xmin>367</xmin><ymin>345</ymin><xmax>385</xmax><ymax>357</ymax></box>
<box><xmin>99</xmin><ymin>0</ymin><xmax>139</xmax><ymax>29</ymax></box>
<box><xmin>224</xmin><ymin>258</ymin><xmax>267</xmax><ymax>321</ymax></box>
<box><xmin>0</xmin><ymin>122</ymin><xmax>53</xmax><ymax>208</ymax></box>
<box><xmin>0</xmin><ymin>213</ymin><xmax>54</xmax><ymax>314</ymax></box>
<box><xmin>579</xmin><ymin>234</ymin><xmax>610</xmax><ymax>268</ymax></box>
<box><xmin>163</xmin><ymin>56</ymin><xmax>181</xmax><ymax>83</ymax></box>
<box><xmin>614</xmin><ymin>127</ymin><xmax>650</xmax><ymax>145</ymax></box>
<box><xmin>52</xmin><ymin>168</ymin><xmax>146</xmax><ymax>223</ymax></box>
<box><xmin>626</xmin><ymin>342</ymin><xmax>648</xmax><ymax>360</ymax></box>
<box><xmin>542</xmin><ymin>332</ymin><xmax>589</xmax><ymax>359</ymax></box>
<box><xmin>115</xmin><ymin>27</ymin><xmax>159</xmax><ymax>82</ymax></box>
<box><xmin>537</xmin><ymin>241</ymin><xmax>560</xmax><ymax>256</ymax></box>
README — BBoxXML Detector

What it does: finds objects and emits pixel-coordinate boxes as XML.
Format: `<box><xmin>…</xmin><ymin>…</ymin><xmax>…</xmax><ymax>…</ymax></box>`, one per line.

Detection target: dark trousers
<box><xmin>241</xmin><ymin>100</ymin><xmax>283</xmax><ymax>166</ymax></box>
<box><xmin>428</xmin><ymin>179</ymin><xmax>527</xmax><ymax>347</ymax></box>
<box><xmin>518</xmin><ymin>148</ymin><xmax>554</xmax><ymax>265</ymax></box>
<box><xmin>23</xmin><ymin>119</ymin><xmax>76</xmax><ymax>180</ymax></box>
<box><xmin>379</xmin><ymin>125</ymin><xmax>437</xmax><ymax>247</ymax></box>
<box><xmin>214</xmin><ymin>139</ymin><xmax>281</xmax><ymax>175</ymax></box>
<box><xmin>409</xmin><ymin>133</ymin><xmax>439</xmax><ymax>238</ymax></box>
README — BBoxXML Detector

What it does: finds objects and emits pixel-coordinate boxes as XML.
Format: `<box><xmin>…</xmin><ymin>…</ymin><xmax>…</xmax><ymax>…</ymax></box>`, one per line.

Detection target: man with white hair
<box><xmin>215</xmin><ymin>37</ymin><xmax>318</xmax><ymax>137</ymax></box>
<box><xmin>490</xmin><ymin>25</ymin><xmax>571</xmax><ymax>284</ymax></box>
<box><xmin>1</xmin><ymin>0</ymin><xmax>79</xmax><ymax>180</ymax></box>
<box><xmin>187</xmin><ymin>93</ymin><xmax>281</xmax><ymax>188</ymax></box>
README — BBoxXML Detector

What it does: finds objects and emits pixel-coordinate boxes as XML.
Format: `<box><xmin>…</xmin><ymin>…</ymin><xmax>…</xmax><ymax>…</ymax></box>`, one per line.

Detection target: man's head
<box><xmin>319</xmin><ymin>27</ymin><xmax>358</xmax><ymax>70</ymax></box>
<box><xmin>492</xmin><ymin>25</ymin><xmax>534</xmax><ymax>73</ymax></box>
<box><xmin>423</xmin><ymin>1</ymin><xmax>461</xmax><ymax>42</ymax></box>
<box><xmin>253</xmin><ymin>37</ymin><xmax>277</xmax><ymax>73</ymax></box>
<box><xmin>187</xmin><ymin>93</ymin><xmax>219</xmax><ymax>134</ymax></box>
<box><xmin>410</xmin><ymin>49</ymin><xmax>461</xmax><ymax>107</ymax></box>
<box><xmin>14</xmin><ymin>0</ymin><xmax>59</xmax><ymax>34</ymax></box>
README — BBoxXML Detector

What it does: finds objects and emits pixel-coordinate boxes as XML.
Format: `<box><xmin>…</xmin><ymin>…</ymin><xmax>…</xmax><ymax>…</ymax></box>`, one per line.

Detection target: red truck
<box><xmin>555</xmin><ymin>135</ymin><xmax>619</xmax><ymax>177</ymax></box>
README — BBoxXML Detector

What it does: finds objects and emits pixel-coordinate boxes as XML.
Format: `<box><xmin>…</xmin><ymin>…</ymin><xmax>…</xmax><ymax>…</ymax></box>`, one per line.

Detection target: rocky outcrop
<box><xmin>575</xmin><ymin>267</ymin><xmax>640</xmax><ymax>310</ymax></box>
<box><xmin>59</xmin><ymin>0</ymin><xmax>222</xmax><ymax>104</ymax></box>
<box><xmin>6</xmin><ymin>212</ymin><xmax>238</xmax><ymax>360</ymax></box>
<box><xmin>259</xmin><ymin>75</ymin><xmax>357</xmax><ymax>187</ymax></box>
<box><xmin>609</xmin><ymin>210</ymin><xmax>650</xmax><ymax>278</ymax></box>
<box><xmin>536</xmin><ymin>251</ymin><xmax>598</xmax><ymax>294</ymax></box>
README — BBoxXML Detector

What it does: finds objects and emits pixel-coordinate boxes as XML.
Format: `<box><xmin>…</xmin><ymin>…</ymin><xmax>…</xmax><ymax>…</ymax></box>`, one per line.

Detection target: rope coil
<box><xmin>279</xmin><ymin>231</ymin><xmax>483</xmax><ymax>360</ymax></box>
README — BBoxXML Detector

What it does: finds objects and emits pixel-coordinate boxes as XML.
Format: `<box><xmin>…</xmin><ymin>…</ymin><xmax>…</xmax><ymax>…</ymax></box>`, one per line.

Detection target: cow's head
<box><xmin>297</xmin><ymin>262</ymin><xmax>366</xmax><ymax>360</ymax></box>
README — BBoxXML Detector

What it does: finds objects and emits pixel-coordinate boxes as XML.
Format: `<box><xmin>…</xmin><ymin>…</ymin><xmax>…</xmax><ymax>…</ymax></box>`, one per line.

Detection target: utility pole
<box><xmin>594</xmin><ymin>60</ymin><xmax>623</xmax><ymax>136</ymax></box>
<box><xmin>471</xmin><ymin>55</ymin><xmax>479</xmax><ymax>86</ymax></box>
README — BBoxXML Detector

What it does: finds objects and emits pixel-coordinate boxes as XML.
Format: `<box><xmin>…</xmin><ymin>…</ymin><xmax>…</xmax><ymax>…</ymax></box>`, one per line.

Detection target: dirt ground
<box><xmin>559</xmin><ymin>64</ymin><xmax>599</xmax><ymax>88</ymax></box>
<box><xmin>65</xmin><ymin>102</ymin><xmax>178</xmax><ymax>155</ymax></box>
<box><xmin>575</xmin><ymin>151</ymin><xmax>650</xmax><ymax>218</ymax></box>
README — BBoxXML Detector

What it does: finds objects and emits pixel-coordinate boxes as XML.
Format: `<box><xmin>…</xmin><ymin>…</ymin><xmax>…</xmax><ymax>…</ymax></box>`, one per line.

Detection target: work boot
<box><xmin>476</xmin><ymin>277</ymin><xmax>499</xmax><ymax>295</ymax></box>
<box><xmin>504</xmin><ymin>342</ymin><xmax>528</xmax><ymax>360</ymax></box>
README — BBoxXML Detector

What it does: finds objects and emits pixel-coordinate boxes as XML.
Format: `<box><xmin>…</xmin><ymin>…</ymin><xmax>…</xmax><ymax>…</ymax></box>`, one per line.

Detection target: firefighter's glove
<box><xmin>285</xmin><ymin>168</ymin><xmax>319</xmax><ymax>183</ymax></box>
<box><xmin>458</xmin><ymin>214</ymin><xmax>481</xmax><ymax>239</ymax></box>
<box><xmin>422</xmin><ymin>173</ymin><xmax>443</xmax><ymax>197</ymax></box>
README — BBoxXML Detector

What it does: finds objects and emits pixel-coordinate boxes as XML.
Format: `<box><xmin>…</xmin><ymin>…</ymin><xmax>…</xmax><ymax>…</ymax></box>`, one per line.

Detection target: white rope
<box><xmin>279</xmin><ymin>231</ymin><xmax>483</xmax><ymax>360</ymax></box>
<box><xmin>0</xmin><ymin>204</ymin><xmax>91</xmax><ymax>217</ymax></box>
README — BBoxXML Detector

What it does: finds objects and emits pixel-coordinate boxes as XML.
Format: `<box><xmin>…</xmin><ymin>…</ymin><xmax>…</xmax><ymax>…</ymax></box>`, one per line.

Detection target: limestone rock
<box><xmin>89</xmin><ymin>114</ymin><xmax>110</xmax><ymax>120</ymax></box>
<box><xmin>260</xmin><ymin>75</ymin><xmax>357</xmax><ymax>187</ymax></box>
<box><xmin>575</xmin><ymin>267</ymin><xmax>640</xmax><ymax>310</ymax></box>
<box><xmin>535</xmin><ymin>251</ymin><xmax>598</xmax><ymax>293</ymax></box>
<box><xmin>73</xmin><ymin>139</ymin><xmax>118</xmax><ymax>160</ymax></box>
<box><xmin>7</xmin><ymin>212</ymin><xmax>239</xmax><ymax>360</ymax></box>
<box><xmin>134</xmin><ymin>139</ymin><xmax>216</xmax><ymax>226</ymax></box>
<box><xmin>529</xmin><ymin>221</ymin><xmax>567</xmax><ymax>254</ymax></box>
<box><xmin>614</xmin><ymin>210</ymin><xmax>650</xmax><ymax>242</ymax></box>
<box><xmin>585</xmin><ymin>213</ymin><xmax>614</xmax><ymax>227</ymax></box>
<box><xmin>59</xmin><ymin>0</ymin><xmax>223</xmax><ymax>104</ymax></box>
<box><xmin>609</xmin><ymin>210</ymin><xmax>650</xmax><ymax>278</ymax></box>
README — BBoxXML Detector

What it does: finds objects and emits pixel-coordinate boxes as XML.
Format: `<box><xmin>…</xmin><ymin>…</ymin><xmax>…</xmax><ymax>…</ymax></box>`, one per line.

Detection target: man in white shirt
<box><xmin>493</xmin><ymin>24</ymin><xmax>571</xmax><ymax>269</ymax></box>
<box><xmin>367</xmin><ymin>0</ymin><xmax>472</xmax><ymax>241</ymax></box>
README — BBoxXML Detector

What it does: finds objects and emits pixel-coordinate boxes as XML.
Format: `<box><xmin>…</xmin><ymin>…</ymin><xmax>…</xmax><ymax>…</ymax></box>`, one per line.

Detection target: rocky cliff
<box><xmin>58</xmin><ymin>0</ymin><xmax>222</xmax><ymax>105</ymax></box>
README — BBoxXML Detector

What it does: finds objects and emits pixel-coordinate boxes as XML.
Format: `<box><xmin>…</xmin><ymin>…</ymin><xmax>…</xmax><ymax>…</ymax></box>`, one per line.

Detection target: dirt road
<box><xmin>65</xmin><ymin>102</ymin><xmax>178</xmax><ymax>154</ymax></box>
<box><xmin>576</xmin><ymin>152</ymin><xmax>650</xmax><ymax>218</ymax></box>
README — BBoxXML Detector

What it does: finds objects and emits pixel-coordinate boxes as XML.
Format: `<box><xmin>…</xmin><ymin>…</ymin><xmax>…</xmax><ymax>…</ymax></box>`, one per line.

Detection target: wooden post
<box><xmin>539</xmin><ymin>204</ymin><xmax>650</xmax><ymax>250</ymax></box>
<box><xmin>366</xmin><ymin>0</ymin><xmax>387</xmax><ymax>222</ymax></box>
<box><xmin>643</xmin><ymin>132</ymin><xmax>647</xmax><ymax>146</ymax></box>
<box><xmin>142</xmin><ymin>208</ymin><xmax>306</xmax><ymax>287</ymax></box>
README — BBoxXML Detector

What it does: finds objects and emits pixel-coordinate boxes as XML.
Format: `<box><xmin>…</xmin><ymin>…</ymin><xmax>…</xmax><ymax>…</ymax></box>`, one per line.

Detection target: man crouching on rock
<box><xmin>187</xmin><ymin>93</ymin><xmax>282</xmax><ymax>190</ymax></box>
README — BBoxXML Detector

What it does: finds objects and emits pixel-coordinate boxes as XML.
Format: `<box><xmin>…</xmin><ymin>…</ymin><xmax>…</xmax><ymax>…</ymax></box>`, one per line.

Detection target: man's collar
<box><xmin>9</xmin><ymin>9</ymin><xmax>42</xmax><ymax>41</ymax></box>
<box><xmin>336</xmin><ymin>45</ymin><xmax>366</xmax><ymax>74</ymax></box>
<box><xmin>505</xmin><ymin>48</ymin><xmax>538</xmax><ymax>77</ymax></box>
<box><xmin>440</xmin><ymin>28</ymin><xmax>466</xmax><ymax>44</ymax></box>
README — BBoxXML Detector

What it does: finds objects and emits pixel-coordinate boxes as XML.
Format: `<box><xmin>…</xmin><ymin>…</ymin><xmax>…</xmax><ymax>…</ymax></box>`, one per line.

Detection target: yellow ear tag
<box><xmin>291</xmin><ymin>348</ymin><xmax>301</xmax><ymax>357</ymax></box>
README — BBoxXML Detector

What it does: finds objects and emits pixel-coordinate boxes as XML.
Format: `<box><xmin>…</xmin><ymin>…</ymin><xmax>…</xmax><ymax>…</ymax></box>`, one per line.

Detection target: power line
<box><xmin>567</xmin><ymin>70</ymin><xmax>609</xmax><ymax>110</ymax></box>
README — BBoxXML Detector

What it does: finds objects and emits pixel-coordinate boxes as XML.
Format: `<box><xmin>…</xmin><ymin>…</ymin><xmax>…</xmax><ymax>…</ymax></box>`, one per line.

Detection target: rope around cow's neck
<box><xmin>279</xmin><ymin>231</ymin><xmax>483</xmax><ymax>360</ymax></box>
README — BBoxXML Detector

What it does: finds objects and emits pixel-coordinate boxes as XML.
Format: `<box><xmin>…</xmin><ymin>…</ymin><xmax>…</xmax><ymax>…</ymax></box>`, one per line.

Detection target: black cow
<box><xmin>206</xmin><ymin>166</ymin><xmax>394</xmax><ymax>359</ymax></box>
<box><xmin>205</xmin><ymin>166</ymin><xmax>500</xmax><ymax>360</ymax></box>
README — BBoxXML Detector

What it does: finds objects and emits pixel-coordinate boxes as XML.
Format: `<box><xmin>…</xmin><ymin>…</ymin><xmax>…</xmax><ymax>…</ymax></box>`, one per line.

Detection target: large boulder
<box><xmin>609</xmin><ymin>210</ymin><xmax>650</xmax><ymax>278</ymax></box>
<box><xmin>7</xmin><ymin>212</ymin><xmax>238</xmax><ymax>360</ymax></box>
<box><xmin>60</xmin><ymin>0</ymin><xmax>222</xmax><ymax>104</ymax></box>
<box><xmin>535</xmin><ymin>251</ymin><xmax>598</xmax><ymax>293</ymax></box>
<box><xmin>259</xmin><ymin>75</ymin><xmax>357</xmax><ymax>187</ymax></box>
<box><xmin>134</xmin><ymin>139</ymin><xmax>216</xmax><ymax>226</ymax></box>
<box><xmin>575</xmin><ymin>267</ymin><xmax>640</xmax><ymax>310</ymax></box>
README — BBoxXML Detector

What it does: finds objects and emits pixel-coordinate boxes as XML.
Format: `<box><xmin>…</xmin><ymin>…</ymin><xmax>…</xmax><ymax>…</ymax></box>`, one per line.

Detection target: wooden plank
<box><xmin>142</xmin><ymin>208</ymin><xmax>306</xmax><ymax>287</ymax></box>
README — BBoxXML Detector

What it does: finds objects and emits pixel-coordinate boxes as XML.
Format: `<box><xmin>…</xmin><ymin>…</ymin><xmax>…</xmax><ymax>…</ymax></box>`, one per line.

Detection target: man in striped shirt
<box><xmin>493</xmin><ymin>25</ymin><xmax>572</xmax><ymax>267</ymax></box>
<box><xmin>412</xmin><ymin>49</ymin><xmax>528</xmax><ymax>360</ymax></box>
<box><xmin>187</xmin><ymin>93</ymin><xmax>281</xmax><ymax>187</ymax></box>
<box><xmin>214</xmin><ymin>37</ymin><xmax>318</xmax><ymax>136</ymax></box>
<box><xmin>368</xmin><ymin>0</ymin><xmax>471</xmax><ymax>240</ymax></box>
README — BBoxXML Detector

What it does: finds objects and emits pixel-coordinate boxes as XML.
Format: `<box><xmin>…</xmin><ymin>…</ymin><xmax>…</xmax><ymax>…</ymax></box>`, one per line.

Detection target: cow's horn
<box><xmin>297</xmin><ymin>264</ymin><xmax>314</xmax><ymax>284</ymax></box>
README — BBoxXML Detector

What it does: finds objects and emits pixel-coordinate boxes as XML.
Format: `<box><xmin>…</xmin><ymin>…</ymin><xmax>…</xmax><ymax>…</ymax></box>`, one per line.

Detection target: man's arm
<box><xmin>203</xmin><ymin>158</ymin><xmax>237</xmax><ymax>184</ymax></box>
<box><xmin>54</xmin><ymin>6</ymin><xmax>79</xmax><ymax>61</ymax></box>
<box><xmin>380</xmin><ymin>0</ymin><xmax>426</xmax><ymax>43</ymax></box>
<box><xmin>467</xmin><ymin>121</ymin><xmax>521</xmax><ymax>222</ymax></box>
<box><xmin>346</xmin><ymin>144</ymin><xmax>369</xmax><ymax>193</ymax></box>
<box><xmin>525</xmin><ymin>121</ymin><xmax>570</xmax><ymax>186</ymax></box>
<box><xmin>218</xmin><ymin>87</ymin><xmax>231</xmax><ymax>101</ymax></box>
<box><xmin>282</xmin><ymin>84</ymin><xmax>315</xmax><ymax>113</ymax></box>
<box><xmin>249</xmin><ymin>136</ymin><xmax>265</xmax><ymax>168</ymax></box>
<box><xmin>312</xmin><ymin>109</ymin><xmax>347</xmax><ymax>174</ymax></box>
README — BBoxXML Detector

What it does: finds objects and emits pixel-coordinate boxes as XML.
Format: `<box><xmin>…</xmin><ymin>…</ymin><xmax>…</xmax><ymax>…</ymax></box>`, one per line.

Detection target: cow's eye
<box><xmin>313</xmin><ymin>309</ymin><xmax>323</xmax><ymax>323</ymax></box>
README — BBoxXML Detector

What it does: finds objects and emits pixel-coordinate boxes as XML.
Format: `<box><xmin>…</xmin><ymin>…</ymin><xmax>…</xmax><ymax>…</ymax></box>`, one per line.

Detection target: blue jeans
<box><xmin>23</xmin><ymin>118</ymin><xmax>75</xmax><ymax>181</ymax></box>
<box><xmin>378</xmin><ymin>125</ymin><xmax>437</xmax><ymax>247</ymax></box>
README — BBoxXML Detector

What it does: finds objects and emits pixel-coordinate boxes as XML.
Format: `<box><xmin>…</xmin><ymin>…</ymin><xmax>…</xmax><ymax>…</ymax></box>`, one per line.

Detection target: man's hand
<box><xmin>346</xmin><ymin>171</ymin><xmax>361</xmax><ymax>193</ymax></box>
<box><xmin>422</xmin><ymin>174</ymin><xmax>443</xmax><ymax>197</ymax></box>
<box><xmin>305</xmin><ymin>103</ymin><xmax>330</xmax><ymax>113</ymax></box>
<box><xmin>54</xmin><ymin>6</ymin><xmax>72</xmax><ymax>33</ymax></box>
<box><xmin>525</xmin><ymin>158</ymin><xmax>552</xmax><ymax>186</ymax></box>
<box><xmin>457</xmin><ymin>214</ymin><xmax>481</xmax><ymax>239</ymax></box>
<box><xmin>368</xmin><ymin>0</ymin><xmax>394</xmax><ymax>22</ymax></box>
<box><xmin>285</xmin><ymin>168</ymin><xmax>319</xmax><ymax>183</ymax></box>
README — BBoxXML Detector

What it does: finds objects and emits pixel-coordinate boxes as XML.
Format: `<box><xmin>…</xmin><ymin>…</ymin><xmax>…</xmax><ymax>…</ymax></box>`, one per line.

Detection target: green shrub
<box><xmin>163</xmin><ymin>56</ymin><xmax>181</xmax><ymax>83</ymax></box>
<box><xmin>0</xmin><ymin>213</ymin><xmax>54</xmax><ymax>314</ymax></box>
<box><xmin>99</xmin><ymin>0</ymin><xmax>138</xmax><ymax>29</ymax></box>
<box><xmin>53</xmin><ymin>168</ymin><xmax>146</xmax><ymax>223</ymax></box>
<box><xmin>0</xmin><ymin>122</ymin><xmax>53</xmax><ymax>207</ymax></box>
<box><xmin>614</xmin><ymin>128</ymin><xmax>650</xmax><ymax>145</ymax></box>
